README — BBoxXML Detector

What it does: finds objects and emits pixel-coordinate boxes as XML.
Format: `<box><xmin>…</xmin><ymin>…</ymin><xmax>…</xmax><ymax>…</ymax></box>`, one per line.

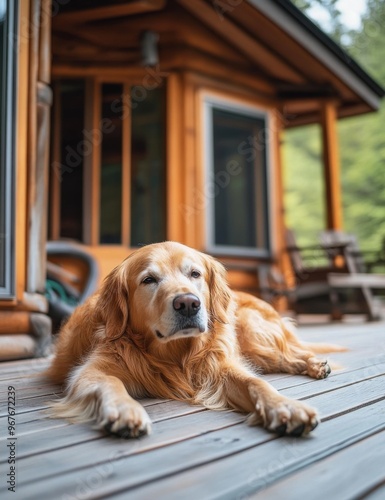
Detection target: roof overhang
<box><xmin>51</xmin><ymin>0</ymin><xmax>384</xmax><ymax>126</ymax></box>
<box><xmin>246</xmin><ymin>0</ymin><xmax>384</xmax><ymax>117</ymax></box>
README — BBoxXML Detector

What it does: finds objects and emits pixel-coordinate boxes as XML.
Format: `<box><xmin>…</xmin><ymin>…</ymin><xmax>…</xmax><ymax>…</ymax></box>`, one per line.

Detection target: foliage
<box><xmin>283</xmin><ymin>125</ymin><xmax>326</xmax><ymax>247</ymax></box>
<box><xmin>291</xmin><ymin>0</ymin><xmax>346</xmax><ymax>45</ymax></box>
<box><xmin>284</xmin><ymin>0</ymin><xmax>385</xmax><ymax>252</ymax></box>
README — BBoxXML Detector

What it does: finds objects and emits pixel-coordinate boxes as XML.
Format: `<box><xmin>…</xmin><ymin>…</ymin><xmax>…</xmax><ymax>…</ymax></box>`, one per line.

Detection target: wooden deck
<box><xmin>1</xmin><ymin>319</ymin><xmax>385</xmax><ymax>499</ymax></box>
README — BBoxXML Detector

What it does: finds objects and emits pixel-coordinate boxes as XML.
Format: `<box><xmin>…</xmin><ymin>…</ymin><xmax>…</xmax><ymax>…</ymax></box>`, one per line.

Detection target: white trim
<box><xmin>202</xmin><ymin>94</ymin><xmax>272</xmax><ymax>258</ymax></box>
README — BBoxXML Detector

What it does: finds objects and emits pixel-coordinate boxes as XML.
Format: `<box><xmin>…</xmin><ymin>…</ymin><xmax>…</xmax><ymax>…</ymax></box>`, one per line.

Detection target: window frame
<box><xmin>50</xmin><ymin>76</ymin><xmax>167</xmax><ymax>247</ymax></box>
<box><xmin>0</xmin><ymin>0</ymin><xmax>17</xmax><ymax>299</ymax></box>
<box><xmin>203</xmin><ymin>95</ymin><xmax>272</xmax><ymax>258</ymax></box>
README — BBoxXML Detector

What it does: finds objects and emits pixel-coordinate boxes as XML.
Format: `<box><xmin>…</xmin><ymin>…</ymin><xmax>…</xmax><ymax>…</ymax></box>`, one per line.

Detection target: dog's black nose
<box><xmin>173</xmin><ymin>294</ymin><xmax>201</xmax><ymax>317</ymax></box>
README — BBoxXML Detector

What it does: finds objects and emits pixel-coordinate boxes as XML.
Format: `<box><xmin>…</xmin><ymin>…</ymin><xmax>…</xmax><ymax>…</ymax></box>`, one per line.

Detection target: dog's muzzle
<box><xmin>155</xmin><ymin>293</ymin><xmax>207</xmax><ymax>341</ymax></box>
<box><xmin>173</xmin><ymin>293</ymin><xmax>201</xmax><ymax>317</ymax></box>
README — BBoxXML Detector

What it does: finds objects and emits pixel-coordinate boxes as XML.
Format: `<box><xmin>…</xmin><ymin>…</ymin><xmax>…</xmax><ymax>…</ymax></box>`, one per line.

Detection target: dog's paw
<box><xmin>250</xmin><ymin>396</ymin><xmax>319</xmax><ymax>437</ymax></box>
<box><xmin>100</xmin><ymin>401</ymin><xmax>152</xmax><ymax>438</ymax></box>
<box><xmin>306</xmin><ymin>357</ymin><xmax>331</xmax><ymax>379</ymax></box>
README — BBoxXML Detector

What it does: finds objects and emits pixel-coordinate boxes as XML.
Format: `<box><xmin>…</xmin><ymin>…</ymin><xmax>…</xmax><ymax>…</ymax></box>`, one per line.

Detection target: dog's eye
<box><xmin>190</xmin><ymin>270</ymin><xmax>201</xmax><ymax>279</ymax></box>
<box><xmin>142</xmin><ymin>276</ymin><xmax>157</xmax><ymax>285</ymax></box>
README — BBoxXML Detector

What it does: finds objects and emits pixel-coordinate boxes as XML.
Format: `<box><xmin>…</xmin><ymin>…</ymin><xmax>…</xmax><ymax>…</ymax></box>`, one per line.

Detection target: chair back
<box><xmin>285</xmin><ymin>229</ymin><xmax>304</xmax><ymax>276</ymax></box>
<box><xmin>320</xmin><ymin>230</ymin><xmax>366</xmax><ymax>273</ymax></box>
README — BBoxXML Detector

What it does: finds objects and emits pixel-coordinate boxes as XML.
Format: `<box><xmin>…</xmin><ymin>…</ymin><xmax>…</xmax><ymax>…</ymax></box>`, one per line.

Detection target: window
<box><xmin>204</xmin><ymin>98</ymin><xmax>271</xmax><ymax>257</ymax></box>
<box><xmin>57</xmin><ymin>80</ymin><xmax>85</xmax><ymax>241</ymax></box>
<box><xmin>0</xmin><ymin>0</ymin><xmax>17</xmax><ymax>298</ymax></box>
<box><xmin>131</xmin><ymin>87</ymin><xmax>165</xmax><ymax>246</ymax></box>
<box><xmin>100</xmin><ymin>83</ymin><xmax>123</xmax><ymax>244</ymax></box>
<box><xmin>51</xmin><ymin>80</ymin><xmax>166</xmax><ymax>247</ymax></box>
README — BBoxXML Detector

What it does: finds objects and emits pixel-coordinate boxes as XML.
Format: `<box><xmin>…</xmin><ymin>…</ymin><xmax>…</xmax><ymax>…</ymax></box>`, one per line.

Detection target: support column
<box><xmin>273</xmin><ymin>110</ymin><xmax>290</xmax><ymax>311</ymax></box>
<box><xmin>27</xmin><ymin>0</ymin><xmax>52</xmax><ymax>293</ymax></box>
<box><xmin>321</xmin><ymin>102</ymin><xmax>343</xmax><ymax>230</ymax></box>
<box><xmin>166</xmin><ymin>73</ymin><xmax>185</xmax><ymax>243</ymax></box>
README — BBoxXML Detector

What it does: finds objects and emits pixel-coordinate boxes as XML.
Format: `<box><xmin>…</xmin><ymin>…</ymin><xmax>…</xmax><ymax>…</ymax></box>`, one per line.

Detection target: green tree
<box><xmin>339</xmin><ymin>0</ymin><xmax>385</xmax><ymax>251</ymax></box>
<box><xmin>290</xmin><ymin>0</ymin><xmax>346</xmax><ymax>45</ymax></box>
<box><xmin>284</xmin><ymin>0</ymin><xmax>385</xmax><ymax>252</ymax></box>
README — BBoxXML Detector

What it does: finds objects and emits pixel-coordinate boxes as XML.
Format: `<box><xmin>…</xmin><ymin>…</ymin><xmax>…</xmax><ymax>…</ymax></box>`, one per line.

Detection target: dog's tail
<box><xmin>303</xmin><ymin>342</ymin><xmax>348</xmax><ymax>354</ymax></box>
<box><xmin>281</xmin><ymin>318</ymin><xmax>348</xmax><ymax>354</ymax></box>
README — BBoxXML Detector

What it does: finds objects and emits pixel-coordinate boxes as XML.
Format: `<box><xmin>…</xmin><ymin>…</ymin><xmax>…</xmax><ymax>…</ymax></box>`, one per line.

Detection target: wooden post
<box><xmin>27</xmin><ymin>0</ymin><xmax>53</xmax><ymax>293</ymax></box>
<box><xmin>15</xmin><ymin>0</ymin><xmax>31</xmax><ymax>303</ymax></box>
<box><xmin>182</xmin><ymin>74</ymin><xmax>198</xmax><ymax>247</ymax></box>
<box><xmin>166</xmin><ymin>73</ymin><xmax>184</xmax><ymax>242</ymax></box>
<box><xmin>49</xmin><ymin>81</ymin><xmax>61</xmax><ymax>240</ymax></box>
<box><xmin>272</xmin><ymin>110</ymin><xmax>290</xmax><ymax>310</ymax></box>
<box><xmin>121</xmin><ymin>82</ymin><xmax>131</xmax><ymax>247</ymax></box>
<box><xmin>83</xmin><ymin>79</ymin><xmax>101</xmax><ymax>245</ymax></box>
<box><xmin>321</xmin><ymin>102</ymin><xmax>343</xmax><ymax>231</ymax></box>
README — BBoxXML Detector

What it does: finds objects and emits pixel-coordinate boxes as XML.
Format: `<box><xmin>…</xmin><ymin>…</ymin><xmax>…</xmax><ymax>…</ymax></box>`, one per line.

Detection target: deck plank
<box><xmin>248</xmin><ymin>429</ymin><xmax>385</xmax><ymax>500</ymax></box>
<box><xmin>0</xmin><ymin>401</ymin><xmax>207</xmax><ymax>460</ymax></box>
<box><xmin>0</xmin><ymin>351</ymin><xmax>381</xmax><ymax>442</ymax></box>
<box><xmin>13</xmin><ymin>411</ymin><xmax>246</xmax><ymax>487</ymax></box>
<box><xmin>0</xmin><ymin>358</ymin><xmax>50</xmax><ymax>379</ymax></box>
<box><xmin>2</xmin><ymin>348</ymin><xmax>384</xmax><ymax>421</ymax></box>
<box><xmin>365</xmin><ymin>484</ymin><xmax>385</xmax><ymax>500</ymax></box>
<box><xmin>8</xmin><ymin>400</ymin><xmax>385</xmax><ymax>500</ymax></box>
<box><xmin>8</xmin><ymin>368</ymin><xmax>385</xmax><ymax>491</ymax></box>
<box><xmin>112</xmin><ymin>402</ymin><xmax>385</xmax><ymax>500</ymax></box>
<box><xmin>0</xmin><ymin>319</ymin><xmax>384</xmax><ymax>499</ymax></box>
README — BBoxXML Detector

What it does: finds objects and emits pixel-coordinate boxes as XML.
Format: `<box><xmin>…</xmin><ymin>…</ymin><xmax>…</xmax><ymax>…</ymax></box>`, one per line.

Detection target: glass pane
<box><xmin>59</xmin><ymin>80</ymin><xmax>85</xmax><ymax>241</ymax></box>
<box><xmin>0</xmin><ymin>181</ymin><xmax>5</xmax><ymax>289</ymax></box>
<box><xmin>212</xmin><ymin>107</ymin><xmax>269</xmax><ymax>250</ymax></box>
<box><xmin>131</xmin><ymin>87</ymin><xmax>166</xmax><ymax>246</ymax></box>
<box><xmin>0</xmin><ymin>1</ymin><xmax>6</xmax><ymax>287</ymax></box>
<box><xmin>100</xmin><ymin>83</ymin><xmax>123</xmax><ymax>244</ymax></box>
<box><xmin>0</xmin><ymin>0</ymin><xmax>16</xmax><ymax>296</ymax></box>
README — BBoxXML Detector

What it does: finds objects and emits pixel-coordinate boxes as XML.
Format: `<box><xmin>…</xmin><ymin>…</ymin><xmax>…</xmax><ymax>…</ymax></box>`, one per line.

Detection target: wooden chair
<box><xmin>319</xmin><ymin>230</ymin><xmax>385</xmax><ymax>321</ymax></box>
<box><xmin>319</xmin><ymin>230</ymin><xmax>367</xmax><ymax>272</ymax></box>
<box><xmin>285</xmin><ymin>229</ymin><xmax>385</xmax><ymax>320</ymax></box>
<box><xmin>282</xmin><ymin>229</ymin><xmax>349</xmax><ymax>317</ymax></box>
<box><xmin>285</xmin><ymin>228</ymin><xmax>347</xmax><ymax>281</ymax></box>
<box><xmin>257</xmin><ymin>261</ymin><xmax>342</xmax><ymax>319</ymax></box>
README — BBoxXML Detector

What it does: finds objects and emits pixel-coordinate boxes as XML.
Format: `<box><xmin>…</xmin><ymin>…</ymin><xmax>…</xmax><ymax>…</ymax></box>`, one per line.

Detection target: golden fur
<box><xmin>46</xmin><ymin>242</ymin><xmax>344</xmax><ymax>438</ymax></box>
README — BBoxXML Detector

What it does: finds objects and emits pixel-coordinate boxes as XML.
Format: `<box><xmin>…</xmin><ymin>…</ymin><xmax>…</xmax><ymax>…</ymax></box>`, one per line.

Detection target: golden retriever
<box><xmin>47</xmin><ymin>241</ymin><xmax>341</xmax><ymax>438</ymax></box>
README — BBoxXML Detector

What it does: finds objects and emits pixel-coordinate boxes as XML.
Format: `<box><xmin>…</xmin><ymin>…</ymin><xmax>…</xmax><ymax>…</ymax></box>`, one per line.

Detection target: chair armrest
<box><xmin>328</xmin><ymin>273</ymin><xmax>385</xmax><ymax>288</ymax></box>
<box><xmin>286</xmin><ymin>244</ymin><xmax>325</xmax><ymax>253</ymax></box>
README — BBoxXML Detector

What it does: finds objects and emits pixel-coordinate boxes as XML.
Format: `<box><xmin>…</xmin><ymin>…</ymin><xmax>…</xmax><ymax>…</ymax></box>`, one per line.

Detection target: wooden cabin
<box><xmin>0</xmin><ymin>0</ymin><xmax>383</xmax><ymax>359</ymax></box>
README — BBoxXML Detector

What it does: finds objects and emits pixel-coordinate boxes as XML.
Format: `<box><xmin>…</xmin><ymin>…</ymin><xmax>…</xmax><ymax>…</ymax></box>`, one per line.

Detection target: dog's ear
<box><xmin>206</xmin><ymin>255</ymin><xmax>232</xmax><ymax>325</ymax></box>
<box><xmin>96</xmin><ymin>262</ymin><xmax>130</xmax><ymax>341</ymax></box>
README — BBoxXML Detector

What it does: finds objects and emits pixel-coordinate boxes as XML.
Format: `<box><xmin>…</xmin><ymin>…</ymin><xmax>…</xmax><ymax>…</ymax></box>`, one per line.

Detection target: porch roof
<box><xmin>52</xmin><ymin>0</ymin><xmax>385</xmax><ymax>126</ymax></box>
<box><xmin>247</xmin><ymin>0</ymin><xmax>385</xmax><ymax>123</ymax></box>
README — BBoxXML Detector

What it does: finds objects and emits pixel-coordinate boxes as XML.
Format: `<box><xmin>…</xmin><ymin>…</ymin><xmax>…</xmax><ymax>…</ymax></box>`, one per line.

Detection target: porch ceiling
<box><xmin>51</xmin><ymin>0</ymin><xmax>384</xmax><ymax>126</ymax></box>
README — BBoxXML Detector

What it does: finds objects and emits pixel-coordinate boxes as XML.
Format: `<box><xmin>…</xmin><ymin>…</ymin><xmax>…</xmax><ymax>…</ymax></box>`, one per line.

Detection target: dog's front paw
<box><xmin>250</xmin><ymin>395</ymin><xmax>319</xmax><ymax>437</ymax></box>
<box><xmin>100</xmin><ymin>401</ymin><xmax>152</xmax><ymax>438</ymax></box>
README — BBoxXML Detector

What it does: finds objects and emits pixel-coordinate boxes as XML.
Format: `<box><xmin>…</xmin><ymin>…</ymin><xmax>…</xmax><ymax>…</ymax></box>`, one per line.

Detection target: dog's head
<box><xmin>96</xmin><ymin>242</ymin><xmax>231</xmax><ymax>343</ymax></box>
